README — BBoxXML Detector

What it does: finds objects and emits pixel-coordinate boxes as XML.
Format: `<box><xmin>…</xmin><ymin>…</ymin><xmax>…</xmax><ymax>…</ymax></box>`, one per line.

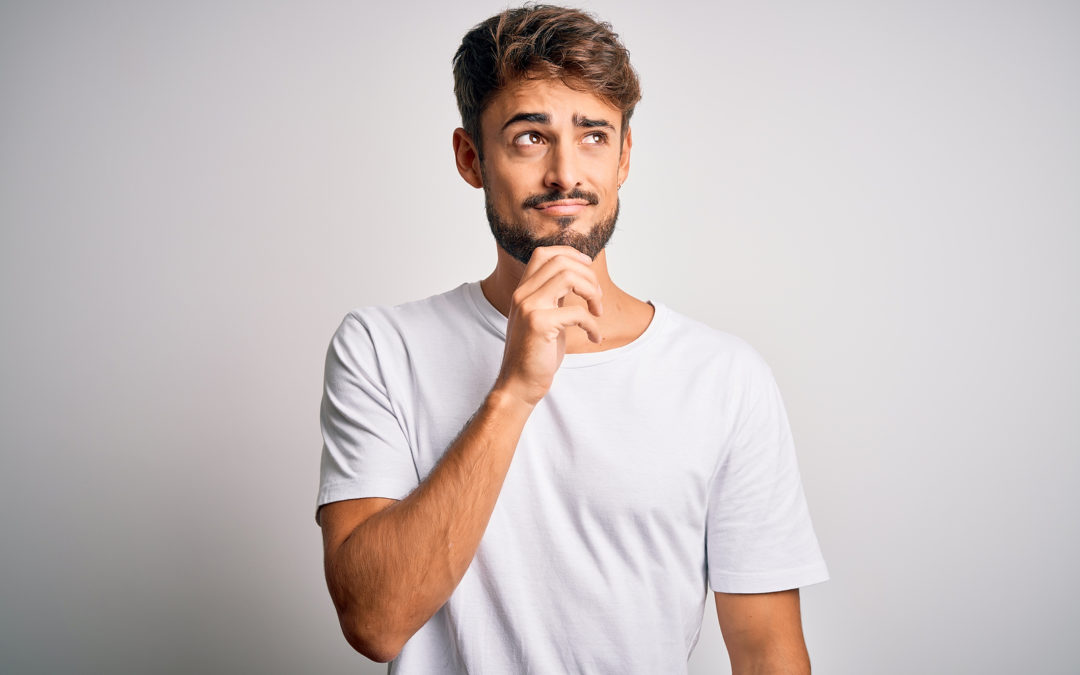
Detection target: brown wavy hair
<box><xmin>452</xmin><ymin>4</ymin><xmax>642</xmax><ymax>157</ymax></box>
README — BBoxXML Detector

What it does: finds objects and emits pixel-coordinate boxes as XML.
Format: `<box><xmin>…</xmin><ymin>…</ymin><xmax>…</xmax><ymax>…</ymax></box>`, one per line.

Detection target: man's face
<box><xmin>473</xmin><ymin>78</ymin><xmax>631</xmax><ymax>264</ymax></box>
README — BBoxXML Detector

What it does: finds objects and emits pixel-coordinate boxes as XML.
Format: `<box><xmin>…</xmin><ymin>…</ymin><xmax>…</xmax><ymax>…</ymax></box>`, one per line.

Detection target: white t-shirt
<box><xmin>317</xmin><ymin>281</ymin><xmax>828</xmax><ymax>673</ymax></box>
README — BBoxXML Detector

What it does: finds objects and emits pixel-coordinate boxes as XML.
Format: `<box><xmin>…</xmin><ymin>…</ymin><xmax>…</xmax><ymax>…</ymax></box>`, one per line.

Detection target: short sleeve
<box><xmin>315</xmin><ymin>312</ymin><xmax>419</xmax><ymax>525</ymax></box>
<box><xmin>706</xmin><ymin>351</ymin><xmax>829</xmax><ymax>593</ymax></box>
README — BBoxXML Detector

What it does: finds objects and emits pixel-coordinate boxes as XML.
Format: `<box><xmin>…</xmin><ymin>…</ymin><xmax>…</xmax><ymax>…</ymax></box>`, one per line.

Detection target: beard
<box><xmin>484</xmin><ymin>185</ymin><xmax>620</xmax><ymax>265</ymax></box>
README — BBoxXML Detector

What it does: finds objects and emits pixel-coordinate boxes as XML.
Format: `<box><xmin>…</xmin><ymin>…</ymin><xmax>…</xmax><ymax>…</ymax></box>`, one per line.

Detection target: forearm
<box><xmin>327</xmin><ymin>387</ymin><xmax>533</xmax><ymax>659</ymax></box>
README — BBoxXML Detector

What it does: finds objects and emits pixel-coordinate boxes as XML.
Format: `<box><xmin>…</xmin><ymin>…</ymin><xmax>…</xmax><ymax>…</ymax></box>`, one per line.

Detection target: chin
<box><xmin>486</xmin><ymin>192</ymin><xmax>619</xmax><ymax>264</ymax></box>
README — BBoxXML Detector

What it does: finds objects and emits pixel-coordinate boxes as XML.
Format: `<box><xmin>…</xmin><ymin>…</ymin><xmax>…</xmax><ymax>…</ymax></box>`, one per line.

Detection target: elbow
<box><xmin>327</xmin><ymin>574</ymin><xmax>408</xmax><ymax>661</ymax></box>
<box><xmin>341</xmin><ymin>613</ymin><xmax>406</xmax><ymax>663</ymax></box>
<box><xmin>346</xmin><ymin>635</ymin><xmax>401</xmax><ymax>664</ymax></box>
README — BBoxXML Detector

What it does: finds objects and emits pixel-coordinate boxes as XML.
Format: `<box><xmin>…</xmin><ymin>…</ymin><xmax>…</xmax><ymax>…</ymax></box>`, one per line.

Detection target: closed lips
<box><xmin>535</xmin><ymin>200</ymin><xmax>589</xmax><ymax>214</ymax></box>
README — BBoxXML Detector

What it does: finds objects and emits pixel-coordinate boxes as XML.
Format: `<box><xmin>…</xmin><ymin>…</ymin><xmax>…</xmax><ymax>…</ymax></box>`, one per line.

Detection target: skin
<box><xmin>319</xmin><ymin>78</ymin><xmax>811</xmax><ymax>672</ymax></box>
<box><xmin>458</xmin><ymin>78</ymin><xmax>654</xmax><ymax>356</ymax></box>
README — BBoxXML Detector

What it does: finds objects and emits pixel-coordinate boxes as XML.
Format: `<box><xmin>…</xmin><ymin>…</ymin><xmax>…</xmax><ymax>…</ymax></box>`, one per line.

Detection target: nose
<box><xmin>542</xmin><ymin>143</ymin><xmax>581</xmax><ymax>192</ymax></box>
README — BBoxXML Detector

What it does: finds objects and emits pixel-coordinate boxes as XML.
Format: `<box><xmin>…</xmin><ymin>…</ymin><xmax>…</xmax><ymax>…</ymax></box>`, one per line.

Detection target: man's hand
<box><xmin>494</xmin><ymin>246</ymin><xmax>604</xmax><ymax>407</ymax></box>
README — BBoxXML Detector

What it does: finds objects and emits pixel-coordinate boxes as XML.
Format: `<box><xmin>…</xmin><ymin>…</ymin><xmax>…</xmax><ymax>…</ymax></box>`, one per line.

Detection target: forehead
<box><xmin>481</xmin><ymin>78</ymin><xmax>620</xmax><ymax>132</ymax></box>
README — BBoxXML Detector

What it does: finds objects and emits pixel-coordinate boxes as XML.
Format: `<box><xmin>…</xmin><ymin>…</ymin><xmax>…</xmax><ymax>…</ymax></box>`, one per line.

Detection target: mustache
<box><xmin>522</xmin><ymin>188</ymin><xmax>600</xmax><ymax>209</ymax></box>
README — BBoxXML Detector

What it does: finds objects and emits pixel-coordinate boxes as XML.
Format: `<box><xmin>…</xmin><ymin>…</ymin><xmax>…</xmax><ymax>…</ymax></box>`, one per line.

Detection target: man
<box><xmin>316</xmin><ymin>5</ymin><xmax>828</xmax><ymax>672</ymax></box>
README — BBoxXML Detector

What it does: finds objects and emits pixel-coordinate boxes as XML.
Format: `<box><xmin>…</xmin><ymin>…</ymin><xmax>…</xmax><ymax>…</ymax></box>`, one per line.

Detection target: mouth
<box><xmin>534</xmin><ymin>199</ymin><xmax>590</xmax><ymax>216</ymax></box>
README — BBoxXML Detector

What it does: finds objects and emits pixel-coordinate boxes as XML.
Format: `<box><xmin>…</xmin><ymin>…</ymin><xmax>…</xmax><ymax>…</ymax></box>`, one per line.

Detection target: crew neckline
<box><xmin>463</xmin><ymin>280</ymin><xmax>668</xmax><ymax>368</ymax></box>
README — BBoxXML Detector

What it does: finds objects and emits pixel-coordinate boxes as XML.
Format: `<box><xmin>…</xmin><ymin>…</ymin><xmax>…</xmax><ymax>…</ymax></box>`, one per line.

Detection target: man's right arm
<box><xmin>319</xmin><ymin>388</ymin><xmax>532</xmax><ymax>662</ymax></box>
<box><xmin>318</xmin><ymin>246</ymin><xmax>603</xmax><ymax>662</ymax></box>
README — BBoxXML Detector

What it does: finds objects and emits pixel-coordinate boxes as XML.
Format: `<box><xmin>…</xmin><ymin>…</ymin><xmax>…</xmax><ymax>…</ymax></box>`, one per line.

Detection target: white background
<box><xmin>1</xmin><ymin>1</ymin><xmax>1077</xmax><ymax>673</ymax></box>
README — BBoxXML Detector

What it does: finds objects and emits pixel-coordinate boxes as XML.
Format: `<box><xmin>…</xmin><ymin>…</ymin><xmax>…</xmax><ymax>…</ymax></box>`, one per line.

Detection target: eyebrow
<box><xmin>500</xmin><ymin>112</ymin><xmax>617</xmax><ymax>132</ymax></box>
<box><xmin>501</xmin><ymin>112</ymin><xmax>550</xmax><ymax>131</ymax></box>
<box><xmin>572</xmin><ymin>113</ymin><xmax>616</xmax><ymax>131</ymax></box>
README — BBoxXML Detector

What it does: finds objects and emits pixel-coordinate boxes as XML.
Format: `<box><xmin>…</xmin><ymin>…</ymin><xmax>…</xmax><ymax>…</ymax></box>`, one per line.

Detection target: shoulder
<box><xmin>654</xmin><ymin>303</ymin><xmax>773</xmax><ymax>379</ymax></box>
<box><xmin>325</xmin><ymin>283</ymin><xmax>478</xmax><ymax>369</ymax></box>
<box><xmin>336</xmin><ymin>282</ymin><xmax>475</xmax><ymax>341</ymax></box>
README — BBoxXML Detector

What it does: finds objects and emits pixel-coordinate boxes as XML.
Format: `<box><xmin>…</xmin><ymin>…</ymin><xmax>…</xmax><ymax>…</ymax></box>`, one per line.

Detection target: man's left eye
<box><xmin>513</xmin><ymin>132</ymin><xmax>543</xmax><ymax>145</ymax></box>
<box><xmin>583</xmin><ymin>132</ymin><xmax>607</xmax><ymax>144</ymax></box>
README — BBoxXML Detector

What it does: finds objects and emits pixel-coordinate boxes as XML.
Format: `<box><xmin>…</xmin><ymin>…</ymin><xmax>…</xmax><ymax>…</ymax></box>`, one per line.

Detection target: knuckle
<box><xmin>554</xmin><ymin>268</ymin><xmax>574</xmax><ymax>285</ymax></box>
<box><xmin>550</xmin><ymin>253</ymin><xmax>574</xmax><ymax>268</ymax></box>
<box><xmin>573</xmin><ymin>276</ymin><xmax>596</xmax><ymax>296</ymax></box>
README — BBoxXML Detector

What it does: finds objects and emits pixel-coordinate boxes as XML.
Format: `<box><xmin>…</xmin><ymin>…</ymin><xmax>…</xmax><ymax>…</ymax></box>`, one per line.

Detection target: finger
<box><xmin>534</xmin><ymin>306</ymin><xmax>603</xmax><ymax>344</ymax></box>
<box><xmin>521</xmin><ymin>268</ymin><xmax>603</xmax><ymax>318</ymax></box>
<box><xmin>515</xmin><ymin>256</ymin><xmax>602</xmax><ymax>310</ymax></box>
<box><xmin>523</xmin><ymin>245</ymin><xmax>593</xmax><ymax>277</ymax></box>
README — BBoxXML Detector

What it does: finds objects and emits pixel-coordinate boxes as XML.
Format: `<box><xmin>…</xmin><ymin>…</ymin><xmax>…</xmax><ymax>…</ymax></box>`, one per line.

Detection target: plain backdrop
<box><xmin>1</xmin><ymin>1</ymin><xmax>1077</xmax><ymax>673</ymax></box>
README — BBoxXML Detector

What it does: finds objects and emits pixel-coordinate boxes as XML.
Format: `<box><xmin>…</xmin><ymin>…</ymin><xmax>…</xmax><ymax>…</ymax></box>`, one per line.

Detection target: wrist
<box><xmin>485</xmin><ymin>385</ymin><xmax>537</xmax><ymax>421</ymax></box>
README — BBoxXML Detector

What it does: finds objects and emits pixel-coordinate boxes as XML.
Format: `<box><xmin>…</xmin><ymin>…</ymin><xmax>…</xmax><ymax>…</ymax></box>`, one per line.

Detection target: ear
<box><xmin>453</xmin><ymin>128</ymin><xmax>484</xmax><ymax>188</ymax></box>
<box><xmin>617</xmin><ymin>126</ymin><xmax>632</xmax><ymax>187</ymax></box>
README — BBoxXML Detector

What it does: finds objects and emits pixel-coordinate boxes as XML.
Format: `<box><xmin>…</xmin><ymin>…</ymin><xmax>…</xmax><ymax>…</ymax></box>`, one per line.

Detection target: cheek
<box><xmin>585</xmin><ymin>159</ymin><xmax>619</xmax><ymax>185</ymax></box>
<box><xmin>486</xmin><ymin>174</ymin><xmax>532</xmax><ymax>206</ymax></box>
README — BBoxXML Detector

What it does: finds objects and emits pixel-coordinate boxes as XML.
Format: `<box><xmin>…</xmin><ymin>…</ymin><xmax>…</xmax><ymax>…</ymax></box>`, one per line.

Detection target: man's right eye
<box><xmin>513</xmin><ymin>132</ymin><xmax>544</xmax><ymax>145</ymax></box>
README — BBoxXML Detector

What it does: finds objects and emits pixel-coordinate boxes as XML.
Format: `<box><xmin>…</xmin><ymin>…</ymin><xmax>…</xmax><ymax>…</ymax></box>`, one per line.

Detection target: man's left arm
<box><xmin>714</xmin><ymin>588</ymin><xmax>810</xmax><ymax>675</ymax></box>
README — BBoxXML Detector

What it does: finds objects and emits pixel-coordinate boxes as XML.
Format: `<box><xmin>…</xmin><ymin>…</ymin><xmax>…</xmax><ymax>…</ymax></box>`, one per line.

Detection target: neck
<box><xmin>479</xmin><ymin>246</ymin><xmax>654</xmax><ymax>353</ymax></box>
